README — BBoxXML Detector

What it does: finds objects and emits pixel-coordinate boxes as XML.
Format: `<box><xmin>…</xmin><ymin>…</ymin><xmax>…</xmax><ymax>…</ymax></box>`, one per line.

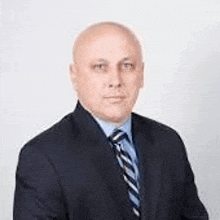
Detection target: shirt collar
<box><xmin>94</xmin><ymin>116</ymin><xmax>132</xmax><ymax>142</ymax></box>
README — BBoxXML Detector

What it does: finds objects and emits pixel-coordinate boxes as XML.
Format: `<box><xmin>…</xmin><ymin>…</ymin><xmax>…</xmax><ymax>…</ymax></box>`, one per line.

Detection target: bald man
<box><xmin>13</xmin><ymin>22</ymin><xmax>208</xmax><ymax>220</ymax></box>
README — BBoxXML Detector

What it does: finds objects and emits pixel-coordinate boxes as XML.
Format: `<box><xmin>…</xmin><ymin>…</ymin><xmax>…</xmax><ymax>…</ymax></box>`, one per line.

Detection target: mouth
<box><xmin>104</xmin><ymin>96</ymin><xmax>126</xmax><ymax>103</ymax></box>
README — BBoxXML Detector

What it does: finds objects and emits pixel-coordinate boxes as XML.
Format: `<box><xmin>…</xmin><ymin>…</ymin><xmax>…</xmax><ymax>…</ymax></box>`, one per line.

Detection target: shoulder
<box><xmin>21</xmin><ymin>112</ymin><xmax>77</xmax><ymax>155</ymax></box>
<box><xmin>132</xmin><ymin>112</ymin><xmax>184</xmax><ymax>146</ymax></box>
<box><xmin>132</xmin><ymin>112</ymin><xmax>188</xmax><ymax>162</ymax></box>
<box><xmin>132</xmin><ymin>112</ymin><xmax>179</xmax><ymax>134</ymax></box>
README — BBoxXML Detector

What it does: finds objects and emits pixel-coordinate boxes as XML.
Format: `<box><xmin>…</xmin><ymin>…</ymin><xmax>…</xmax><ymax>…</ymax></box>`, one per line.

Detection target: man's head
<box><xmin>69</xmin><ymin>21</ymin><xmax>144</xmax><ymax>125</ymax></box>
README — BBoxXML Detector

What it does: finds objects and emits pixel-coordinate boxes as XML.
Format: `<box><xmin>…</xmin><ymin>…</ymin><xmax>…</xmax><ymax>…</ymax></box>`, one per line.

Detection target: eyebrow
<box><xmin>94</xmin><ymin>59</ymin><xmax>109</xmax><ymax>63</ymax></box>
<box><xmin>93</xmin><ymin>57</ymin><xmax>134</xmax><ymax>63</ymax></box>
<box><xmin>122</xmin><ymin>57</ymin><xmax>132</xmax><ymax>61</ymax></box>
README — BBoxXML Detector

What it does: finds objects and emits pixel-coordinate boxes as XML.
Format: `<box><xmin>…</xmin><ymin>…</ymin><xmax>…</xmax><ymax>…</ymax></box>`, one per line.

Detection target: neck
<box><xmin>94</xmin><ymin>116</ymin><xmax>130</xmax><ymax>128</ymax></box>
<box><xmin>78</xmin><ymin>100</ymin><xmax>131</xmax><ymax>127</ymax></box>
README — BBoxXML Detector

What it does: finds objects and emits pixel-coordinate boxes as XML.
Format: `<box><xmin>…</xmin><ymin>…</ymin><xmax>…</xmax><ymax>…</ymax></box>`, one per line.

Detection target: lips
<box><xmin>104</xmin><ymin>96</ymin><xmax>126</xmax><ymax>103</ymax></box>
<box><xmin>105</xmin><ymin>96</ymin><xmax>125</xmax><ymax>98</ymax></box>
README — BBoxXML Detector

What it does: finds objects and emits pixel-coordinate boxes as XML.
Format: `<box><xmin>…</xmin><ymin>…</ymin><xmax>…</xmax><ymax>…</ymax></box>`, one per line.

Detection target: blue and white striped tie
<box><xmin>109</xmin><ymin>129</ymin><xmax>140</xmax><ymax>217</ymax></box>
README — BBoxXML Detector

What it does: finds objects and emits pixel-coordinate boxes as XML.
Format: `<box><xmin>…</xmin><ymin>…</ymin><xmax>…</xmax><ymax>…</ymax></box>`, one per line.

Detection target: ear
<box><xmin>69</xmin><ymin>62</ymin><xmax>78</xmax><ymax>87</ymax></box>
<box><xmin>140</xmin><ymin>62</ymin><xmax>145</xmax><ymax>88</ymax></box>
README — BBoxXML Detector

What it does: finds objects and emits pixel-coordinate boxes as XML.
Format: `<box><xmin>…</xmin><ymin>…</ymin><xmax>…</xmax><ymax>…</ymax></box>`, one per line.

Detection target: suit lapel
<box><xmin>71</xmin><ymin>103</ymin><xmax>164</xmax><ymax>219</ymax></box>
<box><xmin>132</xmin><ymin>114</ymin><xmax>164</xmax><ymax>220</ymax></box>
<box><xmin>90</xmin><ymin>138</ymin><xmax>138</xmax><ymax>220</ymax></box>
<box><xmin>72</xmin><ymin>102</ymin><xmax>137</xmax><ymax>220</ymax></box>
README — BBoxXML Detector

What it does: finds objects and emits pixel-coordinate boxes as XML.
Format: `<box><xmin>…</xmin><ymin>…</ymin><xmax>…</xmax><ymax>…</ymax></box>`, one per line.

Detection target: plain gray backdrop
<box><xmin>1</xmin><ymin>0</ymin><xmax>220</xmax><ymax>219</ymax></box>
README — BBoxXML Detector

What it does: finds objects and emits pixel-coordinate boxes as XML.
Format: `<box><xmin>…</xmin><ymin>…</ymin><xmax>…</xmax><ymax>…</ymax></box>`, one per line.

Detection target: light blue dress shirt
<box><xmin>94</xmin><ymin>116</ymin><xmax>140</xmax><ymax>186</ymax></box>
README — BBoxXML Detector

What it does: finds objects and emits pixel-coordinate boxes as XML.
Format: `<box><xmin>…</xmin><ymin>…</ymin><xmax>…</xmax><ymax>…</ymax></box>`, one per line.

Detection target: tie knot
<box><xmin>108</xmin><ymin>129</ymin><xmax>128</xmax><ymax>144</ymax></box>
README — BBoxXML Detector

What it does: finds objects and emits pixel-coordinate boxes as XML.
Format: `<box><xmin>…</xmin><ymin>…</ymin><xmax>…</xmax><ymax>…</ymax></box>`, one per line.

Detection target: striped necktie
<box><xmin>108</xmin><ymin>129</ymin><xmax>140</xmax><ymax>217</ymax></box>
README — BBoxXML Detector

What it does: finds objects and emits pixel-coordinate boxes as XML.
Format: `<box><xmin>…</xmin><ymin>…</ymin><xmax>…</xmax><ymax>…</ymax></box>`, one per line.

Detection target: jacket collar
<box><xmin>71</xmin><ymin>102</ymin><xmax>163</xmax><ymax>220</ymax></box>
<box><xmin>132</xmin><ymin>114</ymin><xmax>164</xmax><ymax>220</ymax></box>
<box><xmin>71</xmin><ymin>102</ymin><xmax>138</xmax><ymax>220</ymax></box>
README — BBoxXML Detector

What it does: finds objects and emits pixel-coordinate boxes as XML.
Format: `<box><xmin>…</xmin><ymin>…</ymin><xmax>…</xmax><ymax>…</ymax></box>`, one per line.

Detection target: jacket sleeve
<box><xmin>180</xmin><ymin>143</ymin><xmax>209</xmax><ymax>220</ymax></box>
<box><xmin>13</xmin><ymin>145</ymin><xmax>68</xmax><ymax>220</ymax></box>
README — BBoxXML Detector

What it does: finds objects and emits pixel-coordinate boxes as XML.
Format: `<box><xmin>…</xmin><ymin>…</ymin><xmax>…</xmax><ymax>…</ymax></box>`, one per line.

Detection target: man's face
<box><xmin>70</xmin><ymin>26</ymin><xmax>144</xmax><ymax>124</ymax></box>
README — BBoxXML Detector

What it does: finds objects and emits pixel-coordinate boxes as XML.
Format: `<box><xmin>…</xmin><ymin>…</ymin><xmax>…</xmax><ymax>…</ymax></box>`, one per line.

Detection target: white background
<box><xmin>1</xmin><ymin>0</ymin><xmax>220</xmax><ymax>219</ymax></box>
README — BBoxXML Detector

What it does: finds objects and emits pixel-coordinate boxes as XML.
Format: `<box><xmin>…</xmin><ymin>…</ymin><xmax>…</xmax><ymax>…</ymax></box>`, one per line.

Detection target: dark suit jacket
<box><xmin>14</xmin><ymin>102</ymin><xmax>208</xmax><ymax>220</ymax></box>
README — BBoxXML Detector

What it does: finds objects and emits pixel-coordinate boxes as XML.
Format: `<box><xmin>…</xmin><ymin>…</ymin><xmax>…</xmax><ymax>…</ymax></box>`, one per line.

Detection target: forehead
<box><xmin>74</xmin><ymin>25</ymin><xmax>141</xmax><ymax>62</ymax></box>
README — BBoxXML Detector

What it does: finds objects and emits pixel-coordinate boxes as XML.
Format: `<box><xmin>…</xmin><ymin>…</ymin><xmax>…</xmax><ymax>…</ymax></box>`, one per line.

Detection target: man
<box><xmin>13</xmin><ymin>22</ymin><xmax>208</xmax><ymax>220</ymax></box>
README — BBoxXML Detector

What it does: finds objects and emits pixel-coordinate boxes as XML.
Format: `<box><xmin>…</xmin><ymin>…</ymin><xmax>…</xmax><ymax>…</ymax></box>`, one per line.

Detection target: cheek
<box><xmin>77</xmin><ymin>76</ymin><xmax>103</xmax><ymax>97</ymax></box>
<box><xmin>125</xmin><ymin>77</ymin><xmax>142</xmax><ymax>92</ymax></box>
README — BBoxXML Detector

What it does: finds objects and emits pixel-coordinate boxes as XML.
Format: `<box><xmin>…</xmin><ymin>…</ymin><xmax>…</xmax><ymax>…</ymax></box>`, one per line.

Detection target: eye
<box><xmin>123</xmin><ymin>62</ymin><xmax>134</xmax><ymax>71</ymax></box>
<box><xmin>93</xmin><ymin>63</ymin><xmax>106</xmax><ymax>71</ymax></box>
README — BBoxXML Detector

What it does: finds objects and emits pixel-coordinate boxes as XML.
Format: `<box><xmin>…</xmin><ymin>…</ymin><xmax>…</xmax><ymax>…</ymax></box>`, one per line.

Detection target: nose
<box><xmin>108</xmin><ymin>67</ymin><xmax>122</xmax><ymax>88</ymax></box>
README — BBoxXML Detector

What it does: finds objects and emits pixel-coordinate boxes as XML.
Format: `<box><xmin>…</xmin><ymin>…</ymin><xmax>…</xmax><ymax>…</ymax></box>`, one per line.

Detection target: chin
<box><xmin>89</xmin><ymin>104</ymin><xmax>131</xmax><ymax>124</ymax></box>
<box><xmin>103</xmin><ymin>110</ymin><xmax>130</xmax><ymax>124</ymax></box>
